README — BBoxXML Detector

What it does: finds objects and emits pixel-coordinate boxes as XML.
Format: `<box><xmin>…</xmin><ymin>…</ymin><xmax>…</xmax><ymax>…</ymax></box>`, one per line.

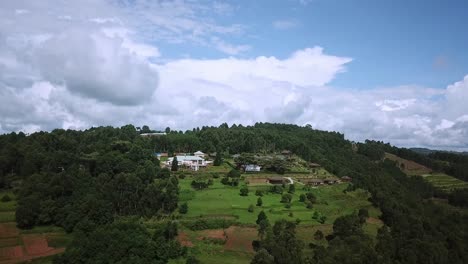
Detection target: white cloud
<box><xmin>1</xmin><ymin>0</ymin><xmax>468</xmax><ymax>151</ymax></box>
<box><xmin>211</xmin><ymin>37</ymin><xmax>251</xmax><ymax>55</ymax></box>
<box><xmin>273</xmin><ymin>19</ymin><xmax>298</xmax><ymax>30</ymax></box>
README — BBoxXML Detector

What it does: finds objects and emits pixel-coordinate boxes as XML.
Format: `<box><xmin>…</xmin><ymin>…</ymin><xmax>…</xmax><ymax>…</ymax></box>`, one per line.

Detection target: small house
<box><xmin>245</xmin><ymin>164</ymin><xmax>261</xmax><ymax>172</ymax></box>
<box><xmin>309</xmin><ymin>162</ymin><xmax>321</xmax><ymax>168</ymax></box>
<box><xmin>268</xmin><ymin>176</ymin><xmax>285</xmax><ymax>185</ymax></box>
<box><xmin>324</xmin><ymin>178</ymin><xmax>339</xmax><ymax>185</ymax></box>
<box><xmin>341</xmin><ymin>176</ymin><xmax>352</xmax><ymax>182</ymax></box>
<box><xmin>305</xmin><ymin>179</ymin><xmax>324</xmax><ymax>186</ymax></box>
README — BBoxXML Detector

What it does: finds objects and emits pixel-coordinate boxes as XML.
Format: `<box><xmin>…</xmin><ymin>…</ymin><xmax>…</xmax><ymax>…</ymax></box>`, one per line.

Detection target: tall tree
<box><xmin>171</xmin><ymin>156</ymin><xmax>179</xmax><ymax>172</ymax></box>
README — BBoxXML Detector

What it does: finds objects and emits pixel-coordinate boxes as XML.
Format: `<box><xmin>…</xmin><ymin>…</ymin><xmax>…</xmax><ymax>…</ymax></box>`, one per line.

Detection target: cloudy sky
<box><xmin>1</xmin><ymin>0</ymin><xmax>468</xmax><ymax>150</ymax></box>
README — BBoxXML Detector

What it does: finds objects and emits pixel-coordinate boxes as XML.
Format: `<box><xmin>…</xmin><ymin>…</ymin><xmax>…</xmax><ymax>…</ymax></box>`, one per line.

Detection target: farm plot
<box><xmin>422</xmin><ymin>173</ymin><xmax>468</xmax><ymax>191</ymax></box>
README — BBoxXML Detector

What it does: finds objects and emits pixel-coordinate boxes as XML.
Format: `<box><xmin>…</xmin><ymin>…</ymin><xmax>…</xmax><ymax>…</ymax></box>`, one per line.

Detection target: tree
<box><xmin>314</xmin><ymin>230</ymin><xmax>324</xmax><ymax>240</ymax></box>
<box><xmin>257</xmin><ymin>197</ymin><xmax>263</xmax><ymax>207</ymax></box>
<box><xmin>258</xmin><ymin>219</ymin><xmax>270</xmax><ymax>240</ymax></box>
<box><xmin>250</xmin><ymin>249</ymin><xmax>274</xmax><ymax>264</ymax></box>
<box><xmin>288</xmin><ymin>184</ymin><xmax>295</xmax><ymax>194</ymax></box>
<box><xmin>333</xmin><ymin>214</ymin><xmax>363</xmax><ymax>238</ymax></box>
<box><xmin>186</xmin><ymin>255</ymin><xmax>201</xmax><ymax>264</ymax></box>
<box><xmin>358</xmin><ymin>208</ymin><xmax>369</xmax><ymax>224</ymax></box>
<box><xmin>256</xmin><ymin>211</ymin><xmax>268</xmax><ymax>225</ymax></box>
<box><xmin>1</xmin><ymin>194</ymin><xmax>11</xmax><ymax>202</ymax></box>
<box><xmin>240</xmin><ymin>186</ymin><xmax>249</xmax><ymax>196</ymax></box>
<box><xmin>171</xmin><ymin>156</ymin><xmax>179</xmax><ymax>171</ymax></box>
<box><xmin>248</xmin><ymin>204</ymin><xmax>255</xmax><ymax>213</ymax></box>
<box><xmin>179</xmin><ymin>202</ymin><xmax>188</xmax><ymax>214</ymax></box>
<box><xmin>255</xmin><ymin>190</ymin><xmax>264</xmax><ymax>196</ymax></box>
<box><xmin>263</xmin><ymin>220</ymin><xmax>303</xmax><ymax>264</ymax></box>
<box><xmin>165</xmin><ymin>127</ymin><xmax>171</xmax><ymax>134</ymax></box>
<box><xmin>299</xmin><ymin>194</ymin><xmax>306</xmax><ymax>202</ymax></box>
<box><xmin>214</xmin><ymin>152</ymin><xmax>222</xmax><ymax>166</ymax></box>
<box><xmin>280</xmin><ymin>193</ymin><xmax>292</xmax><ymax>203</ymax></box>
<box><xmin>228</xmin><ymin>169</ymin><xmax>241</xmax><ymax>178</ymax></box>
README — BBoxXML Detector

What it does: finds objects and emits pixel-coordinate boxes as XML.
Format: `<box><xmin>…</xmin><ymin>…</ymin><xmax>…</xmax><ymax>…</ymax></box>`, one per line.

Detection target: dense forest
<box><xmin>1</xmin><ymin>123</ymin><xmax>467</xmax><ymax>263</ymax></box>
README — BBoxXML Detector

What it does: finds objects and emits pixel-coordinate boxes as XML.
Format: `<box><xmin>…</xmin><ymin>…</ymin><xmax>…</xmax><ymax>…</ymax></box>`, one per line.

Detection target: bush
<box><xmin>179</xmin><ymin>174</ymin><xmax>186</xmax><ymax>179</ymax></box>
<box><xmin>255</xmin><ymin>190</ymin><xmax>264</xmax><ymax>196</ymax></box>
<box><xmin>306</xmin><ymin>201</ymin><xmax>313</xmax><ymax>209</ymax></box>
<box><xmin>299</xmin><ymin>194</ymin><xmax>306</xmax><ymax>202</ymax></box>
<box><xmin>314</xmin><ymin>230</ymin><xmax>324</xmax><ymax>240</ymax></box>
<box><xmin>240</xmin><ymin>186</ymin><xmax>249</xmax><ymax>196</ymax></box>
<box><xmin>281</xmin><ymin>193</ymin><xmax>292</xmax><ymax>203</ymax></box>
<box><xmin>1</xmin><ymin>194</ymin><xmax>12</xmax><ymax>202</ymax></box>
<box><xmin>186</xmin><ymin>255</ymin><xmax>201</xmax><ymax>264</ymax></box>
<box><xmin>211</xmin><ymin>173</ymin><xmax>220</xmax><ymax>179</ymax></box>
<box><xmin>248</xmin><ymin>204</ymin><xmax>255</xmax><ymax>213</ymax></box>
<box><xmin>256</xmin><ymin>197</ymin><xmax>263</xmax><ymax>206</ymax></box>
<box><xmin>288</xmin><ymin>212</ymin><xmax>293</xmax><ymax>217</ymax></box>
<box><xmin>288</xmin><ymin>184</ymin><xmax>295</xmax><ymax>194</ymax></box>
<box><xmin>285</xmin><ymin>203</ymin><xmax>291</xmax><ymax>209</ymax></box>
<box><xmin>181</xmin><ymin>218</ymin><xmax>236</xmax><ymax>230</ymax></box>
<box><xmin>228</xmin><ymin>169</ymin><xmax>241</xmax><ymax>178</ymax></box>
<box><xmin>179</xmin><ymin>202</ymin><xmax>188</xmax><ymax>214</ymax></box>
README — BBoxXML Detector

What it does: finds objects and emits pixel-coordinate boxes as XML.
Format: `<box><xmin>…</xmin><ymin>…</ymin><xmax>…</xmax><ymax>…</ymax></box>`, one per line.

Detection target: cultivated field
<box><xmin>0</xmin><ymin>191</ymin><xmax>71</xmax><ymax>264</ymax></box>
<box><xmin>422</xmin><ymin>173</ymin><xmax>468</xmax><ymax>191</ymax></box>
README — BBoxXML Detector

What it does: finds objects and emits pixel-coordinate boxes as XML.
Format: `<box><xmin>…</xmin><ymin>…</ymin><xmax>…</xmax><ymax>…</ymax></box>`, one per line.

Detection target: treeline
<box><xmin>0</xmin><ymin>125</ymin><xmax>179</xmax><ymax>232</ymax></box>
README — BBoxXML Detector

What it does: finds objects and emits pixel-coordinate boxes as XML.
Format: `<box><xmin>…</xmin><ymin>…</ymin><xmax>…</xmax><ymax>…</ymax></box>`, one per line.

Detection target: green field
<box><xmin>177</xmin><ymin>174</ymin><xmax>382</xmax><ymax>263</ymax></box>
<box><xmin>422</xmin><ymin>173</ymin><xmax>468</xmax><ymax>191</ymax></box>
<box><xmin>180</xmin><ymin>177</ymin><xmax>380</xmax><ymax>225</ymax></box>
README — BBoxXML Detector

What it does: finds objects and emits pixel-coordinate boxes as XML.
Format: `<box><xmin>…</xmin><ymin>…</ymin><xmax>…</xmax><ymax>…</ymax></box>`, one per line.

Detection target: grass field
<box><xmin>177</xmin><ymin>174</ymin><xmax>382</xmax><ymax>263</ymax></box>
<box><xmin>180</xmin><ymin>177</ymin><xmax>380</xmax><ymax>225</ymax></box>
<box><xmin>422</xmin><ymin>173</ymin><xmax>468</xmax><ymax>191</ymax></box>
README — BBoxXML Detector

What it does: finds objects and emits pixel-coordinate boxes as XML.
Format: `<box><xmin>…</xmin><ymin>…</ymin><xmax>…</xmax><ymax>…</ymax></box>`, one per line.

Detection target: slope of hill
<box><xmin>384</xmin><ymin>152</ymin><xmax>432</xmax><ymax>175</ymax></box>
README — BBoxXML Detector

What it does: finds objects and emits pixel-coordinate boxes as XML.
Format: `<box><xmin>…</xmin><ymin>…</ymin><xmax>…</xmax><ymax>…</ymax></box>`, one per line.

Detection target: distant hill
<box><xmin>410</xmin><ymin>147</ymin><xmax>468</xmax><ymax>156</ymax></box>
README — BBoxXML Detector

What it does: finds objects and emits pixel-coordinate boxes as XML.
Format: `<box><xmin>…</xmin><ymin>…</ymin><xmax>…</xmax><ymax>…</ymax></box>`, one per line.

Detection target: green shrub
<box><xmin>255</xmin><ymin>190</ymin><xmax>264</xmax><ymax>196</ymax></box>
<box><xmin>248</xmin><ymin>204</ymin><xmax>254</xmax><ymax>213</ymax></box>
<box><xmin>181</xmin><ymin>218</ymin><xmax>236</xmax><ymax>230</ymax></box>
<box><xmin>1</xmin><ymin>194</ymin><xmax>12</xmax><ymax>202</ymax></box>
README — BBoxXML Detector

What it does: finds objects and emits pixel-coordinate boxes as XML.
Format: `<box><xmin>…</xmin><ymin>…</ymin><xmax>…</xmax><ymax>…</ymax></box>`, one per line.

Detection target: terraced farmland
<box><xmin>422</xmin><ymin>173</ymin><xmax>468</xmax><ymax>191</ymax></box>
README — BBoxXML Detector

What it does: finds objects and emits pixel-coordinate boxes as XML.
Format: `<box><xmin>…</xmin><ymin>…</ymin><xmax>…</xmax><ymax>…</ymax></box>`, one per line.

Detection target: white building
<box><xmin>167</xmin><ymin>155</ymin><xmax>207</xmax><ymax>171</ymax></box>
<box><xmin>245</xmin><ymin>164</ymin><xmax>261</xmax><ymax>172</ymax></box>
<box><xmin>194</xmin><ymin>151</ymin><xmax>205</xmax><ymax>158</ymax></box>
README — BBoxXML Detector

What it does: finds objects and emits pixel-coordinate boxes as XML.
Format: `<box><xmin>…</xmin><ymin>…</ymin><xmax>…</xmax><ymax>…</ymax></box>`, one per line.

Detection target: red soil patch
<box><xmin>366</xmin><ymin>217</ymin><xmax>383</xmax><ymax>225</ymax></box>
<box><xmin>22</xmin><ymin>234</ymin><xmax>54</xmax><ymax>256</ymax></box>
<box><xmin>0</xmin><ymin>224</ymin><xmax>19</xmax><ymax>239</ymax></box>
<box><xmin>198</xmin><ymin>229</ymin><xmax>226</xmax><ymax>240</ymax></box>
<box><xmin>176</xmin><ymin>232</ymin><xmax>193</xmax><ymax>247</ymax></box>
<box><xmin>224</xmin><ymin>226</ymin><xmax>256</xmax><ymax>253</ymax></box>
<box><xmin>0</xmin><ymin>246</ymin><xmax>24</xmax><ymax>259</ymax></box>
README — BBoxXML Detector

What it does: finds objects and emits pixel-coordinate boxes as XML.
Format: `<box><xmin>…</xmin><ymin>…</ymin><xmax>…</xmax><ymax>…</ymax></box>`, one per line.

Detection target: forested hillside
<box><xmin>1</xmin><ymin>123</ymin><xmax>467</xmax><ymax>263</ymax></box>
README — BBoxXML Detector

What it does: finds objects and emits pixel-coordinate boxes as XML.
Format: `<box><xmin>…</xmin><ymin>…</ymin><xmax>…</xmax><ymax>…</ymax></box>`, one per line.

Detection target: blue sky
<box><xmin>1</xmin><ymin>0</ymin><xmax>468</xmax><ymax>150</ymax></box>
<box><xmin>157</xmin><ymin>0</ymin><xmax>468</xmax><ymax>89</ymax></box>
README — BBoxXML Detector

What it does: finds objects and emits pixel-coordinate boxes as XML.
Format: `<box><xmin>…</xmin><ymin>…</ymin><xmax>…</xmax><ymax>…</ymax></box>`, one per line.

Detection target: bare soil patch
<box><xmin>224</xmin><ymin>226</ymin><xmax>256</xmax><ymax>253</ymax></box>
<box><xmin>366</xmin><ymin>217</ymin><xmax>383</xmax><ymax>225</ymax></box>
<box><xmin>22</xmin><ymin>234</ymin><xmax>53</xmax><ymax>256</ymax></box>
<box><xmin>0</xmin><ymin>224</ymin><xmax>18</xmax><ymax>239</ymax></box>
<box><xmin>176</xmin><ymin>232</ymin><xmax>193</xmax><ymax>247</ymax></box>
